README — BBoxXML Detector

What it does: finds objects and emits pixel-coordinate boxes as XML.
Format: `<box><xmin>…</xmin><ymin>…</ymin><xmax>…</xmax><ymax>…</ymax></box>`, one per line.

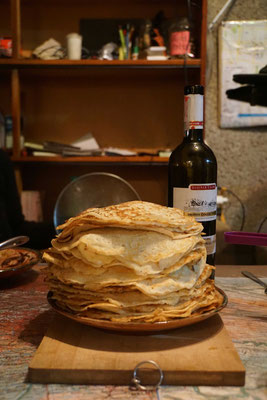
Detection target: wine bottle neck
<box><xmin>184</xmin><ymin>93</ymin><xmax>203</xmax><ymax>131</ymax></box>
<box><xmin>184</xmin><ymin>129</ymin><xmax>203</xmax><ymax>142</ymax></box>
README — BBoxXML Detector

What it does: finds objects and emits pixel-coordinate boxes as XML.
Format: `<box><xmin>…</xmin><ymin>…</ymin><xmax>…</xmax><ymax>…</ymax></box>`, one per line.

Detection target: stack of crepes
<box><xmin>43</xmin><ymin>201</ymin><xmax>223</xmax><ymax>323</ymax></box>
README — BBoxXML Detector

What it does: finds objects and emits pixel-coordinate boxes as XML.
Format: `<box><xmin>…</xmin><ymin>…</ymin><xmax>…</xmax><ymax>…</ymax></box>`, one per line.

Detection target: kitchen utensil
<box><xmin>242</xmin><ymin>271</ymin><xmax>267</xmax><ymax>294</ymax></box>
<box><xmin>224</xmin><ymin>231</ymin><xmax>267</xmax><ymax>247</ymax></box>
<box><xmin>53</xmin><ymin>172</ymin><xmax>141</xmax><ymax>230</ymax></box>
<box><xmin>0</xmin><ymin>235</ymin><xmax>29</xmax><ymax>250</ymax></box>
<box><xmin>28</xmin><ymin>312</ymin><xmax>245</xmax><ymax>386</ymax></box>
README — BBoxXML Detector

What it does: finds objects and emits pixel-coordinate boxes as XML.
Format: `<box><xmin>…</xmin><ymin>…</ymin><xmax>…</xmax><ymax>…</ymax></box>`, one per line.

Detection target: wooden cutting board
<box><xmin>28</xmin><ymin>314</ymin><xmax>245</xmax><ymax>386</ymax></box>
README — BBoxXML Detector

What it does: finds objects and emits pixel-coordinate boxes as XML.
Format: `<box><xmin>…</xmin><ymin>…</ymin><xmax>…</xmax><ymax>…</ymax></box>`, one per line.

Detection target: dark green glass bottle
<box><xmin>168</xmin><ymin>85</ymin><xmax>217</xmax><ymax>266</ymax></box>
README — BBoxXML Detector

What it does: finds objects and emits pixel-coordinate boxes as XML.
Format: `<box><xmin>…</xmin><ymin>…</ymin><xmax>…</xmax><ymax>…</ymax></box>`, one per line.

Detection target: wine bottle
<box><xmin>168</xmin><ymin>84</ymin><xmax>217</xmax><ymax>266</ymax></box>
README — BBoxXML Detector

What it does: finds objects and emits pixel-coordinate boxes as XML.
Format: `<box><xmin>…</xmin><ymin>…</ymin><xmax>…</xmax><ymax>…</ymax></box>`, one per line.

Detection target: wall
<box><xmin>205</xmin><ymin>0</ymin><xmax>267</xmax><ymax>263</ymax></box>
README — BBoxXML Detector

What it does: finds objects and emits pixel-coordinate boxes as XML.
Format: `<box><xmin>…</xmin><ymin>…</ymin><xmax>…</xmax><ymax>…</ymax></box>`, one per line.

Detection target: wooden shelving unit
<box><xmin>0</xmin><ymin>0</ymin><xmax>207</xmax><ymax>218</ymax></box>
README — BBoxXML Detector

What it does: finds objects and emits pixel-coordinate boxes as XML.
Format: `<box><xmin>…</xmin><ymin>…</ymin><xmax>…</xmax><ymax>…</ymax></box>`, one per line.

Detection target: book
<box><xmin>62</xmin><ymin>149</ymin><xmax>103</xmax><ymax>157</ymax></box>
<box><xmin>147</xmin><ymin>55</ymin><xmax>168</xmax><ymax>60</ymax></box>
<box><xmin>24</xmin><ymin>141</ymin><xmax>44</xmax><ymax>150</ymax></box>
<box><xmin>32</xmin><ymin>151</ymin><xmax>58</xmax><ymax>157</ymax></box>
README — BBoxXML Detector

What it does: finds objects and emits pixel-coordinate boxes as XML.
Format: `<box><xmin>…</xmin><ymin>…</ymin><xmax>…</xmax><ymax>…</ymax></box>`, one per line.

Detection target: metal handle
<box><xmin>131</xmin><ymin>360</ymin><xmax>164</xmax><ymax>391</ymax></box>
<box><xmin>0</xmin><ymin>236</ymin><xmax>29</xmax><ymax>250</ymax></box>
<box><xmin>242</xmin><ymin>271</ymin><xmax>267</xmax><ymax>289</ymax></box>
<box><xmin>208</xmin><ymin>0</ymin><xmax>236</xmax><ymax>32</ymax></box>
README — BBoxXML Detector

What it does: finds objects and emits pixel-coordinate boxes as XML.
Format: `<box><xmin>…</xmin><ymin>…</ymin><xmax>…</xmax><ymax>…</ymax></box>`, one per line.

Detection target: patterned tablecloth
<box><xmin>0</xmin><ymin>265</ymin><xmax>266</xmax><ymax>400</ymax></box>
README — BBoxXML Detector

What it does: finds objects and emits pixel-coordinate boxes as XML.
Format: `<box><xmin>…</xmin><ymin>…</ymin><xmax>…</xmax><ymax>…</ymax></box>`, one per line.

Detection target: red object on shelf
<box><xmin>0</xmin><ymin>37</ymin><xmax>12</xmax><ymax>57</ymax></box>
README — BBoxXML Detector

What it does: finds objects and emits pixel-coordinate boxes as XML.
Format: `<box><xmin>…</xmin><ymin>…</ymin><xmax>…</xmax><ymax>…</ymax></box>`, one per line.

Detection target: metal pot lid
<box><xmin>53</xmin><ymin>172</ymin><xmax>141</xmax><ymax>231</ymax></box>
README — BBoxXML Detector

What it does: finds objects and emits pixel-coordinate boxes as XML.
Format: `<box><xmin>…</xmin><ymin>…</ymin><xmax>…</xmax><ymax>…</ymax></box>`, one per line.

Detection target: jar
<box><xmin>168</xmin><ymin>17</ymin><xmax>195</xmax><ymax>59</ymax></box>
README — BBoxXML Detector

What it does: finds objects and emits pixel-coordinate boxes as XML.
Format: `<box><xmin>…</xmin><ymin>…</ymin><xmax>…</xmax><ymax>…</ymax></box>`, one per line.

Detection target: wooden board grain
<box><xmin>28</xmin><ymin>314</ymin><xmax>245</xmax><ymax>386</ymax></box>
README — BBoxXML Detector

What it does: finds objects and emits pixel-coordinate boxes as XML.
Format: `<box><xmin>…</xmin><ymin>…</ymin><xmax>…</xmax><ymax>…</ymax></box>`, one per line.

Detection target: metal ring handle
<box><xmin>132</xmin><ymin>360</ymin><xmax>164</xmax><ymax>390</ymax></box>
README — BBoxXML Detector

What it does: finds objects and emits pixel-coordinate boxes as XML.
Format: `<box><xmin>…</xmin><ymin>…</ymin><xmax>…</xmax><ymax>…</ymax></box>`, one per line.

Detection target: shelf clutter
<box><xmin>0</xmin><ymin>121</ymin><xmax>172</xmax><ymax>162</ymax></box>
<box><xmin>21</xmin><ymin>140</ymin><xmax>171</xmax><ymax>163</ymax></box>
<box><xmin>0</xmin><ymin>0</ymin><xmax>205</xmax><ymax>166</ymax></box>
<box><xmin>0</xmin><ymin>0</ymin><xmax>206</xmax><ymax>212</ymax></box>
<box><xmin>1</xmin><ymin>8</ymin><xmax>198</xmax><ymax>63</ymax></box>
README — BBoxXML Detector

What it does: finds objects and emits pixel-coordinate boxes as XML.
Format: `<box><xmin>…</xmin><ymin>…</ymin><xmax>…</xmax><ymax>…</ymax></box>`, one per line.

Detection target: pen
<box><xmin>118</xmin><ymin>25</ymin><xmax>126</xmax><ymax>59</ymax></box>
<box><xmin>129</xmin><ymin>25</ymin><xmax>135</xmax><ymax>59</ymax></box>
<box><xmin>132</xmin><ymin>37</ymin><xmax>139</xmax><ymax>60</ymax></box>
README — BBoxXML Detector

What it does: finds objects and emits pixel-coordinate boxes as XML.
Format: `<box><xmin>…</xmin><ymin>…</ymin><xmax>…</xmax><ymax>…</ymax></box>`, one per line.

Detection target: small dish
<box><xmin>47</xmin><ymin>287</ymin><xmax>228</xmax><ymax>334</ymax></box>
<box><xmin>0</xmin><ymin>247</ymin><xmax>40</xmax><ymax>279</ymax></box>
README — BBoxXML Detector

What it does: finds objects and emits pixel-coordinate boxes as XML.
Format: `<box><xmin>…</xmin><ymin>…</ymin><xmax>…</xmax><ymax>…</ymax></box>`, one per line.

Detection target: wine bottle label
<box><xmin>204</xmin><ymin>235</ymin><xmax>216</xmax><ymax>255</ymax></box>
<box><xmin>173</xmin><ymin>183</ymin><xmax>217</xmax><ymax>221</ymax></box>
<box><xmin>184</xmin><ymin>94</ymin><xmax>203</xmax><ymax>130</ymax></box>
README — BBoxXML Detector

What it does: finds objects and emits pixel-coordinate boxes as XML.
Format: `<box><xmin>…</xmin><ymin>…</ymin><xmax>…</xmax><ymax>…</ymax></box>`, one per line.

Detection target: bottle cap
<box><xmin>184</xmin><ymin>85</ymin><xmax>204</xmax><ymax>95</ymax></box>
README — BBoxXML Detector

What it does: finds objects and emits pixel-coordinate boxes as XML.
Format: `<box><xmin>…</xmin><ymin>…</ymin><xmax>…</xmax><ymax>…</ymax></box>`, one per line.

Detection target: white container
<box><xmin>66</xmin><ymin>33</ymin><xmax>82</xmax><ymax>60</ymax></box>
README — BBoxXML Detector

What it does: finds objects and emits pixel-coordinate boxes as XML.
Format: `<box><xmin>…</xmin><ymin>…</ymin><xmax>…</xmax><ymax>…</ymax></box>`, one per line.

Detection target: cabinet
<box><xmin>0</xmin><ymin>0</ymin><xmax>207</xmax><ymax>220</ymax></box>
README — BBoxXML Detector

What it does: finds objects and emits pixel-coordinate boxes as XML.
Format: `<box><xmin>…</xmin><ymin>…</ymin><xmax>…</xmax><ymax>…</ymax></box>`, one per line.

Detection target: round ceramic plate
<box><xmin>47</xmin><ymin>287</ymin><xmax>228</xmax><ymax>334</ymax></box>
<box><xmin>0</xmin><ymin>247</ymin><xmax>40</xmax><ymax>279</ymax></box>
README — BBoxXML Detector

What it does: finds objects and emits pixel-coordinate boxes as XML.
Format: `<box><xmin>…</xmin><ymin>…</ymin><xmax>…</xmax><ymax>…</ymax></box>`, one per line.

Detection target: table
<box><xmin>0</xmin><ymin>265</ymin><xmax>266</xmax><ymax>400</ymax></box>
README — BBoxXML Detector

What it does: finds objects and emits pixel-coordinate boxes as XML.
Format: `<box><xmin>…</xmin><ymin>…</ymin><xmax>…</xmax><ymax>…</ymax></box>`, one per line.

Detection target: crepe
<box><xmin>44</xmin><ymin>245</ymin><xmax>206</xmax><ymax>290</ymax></box>
<box><xmin>48</xmin><ymin>228</ymin><xmax>204</xmax><ymax>274</ymax></box>
<box><xmin>55</xmin><ymin>200</ymin><xmax>203</xmax><ymax>244</ymax></box>
<box><xmin>43</xmin><ymin>201</ymin><xmax>223</xmax><ymax>323</ymax></box>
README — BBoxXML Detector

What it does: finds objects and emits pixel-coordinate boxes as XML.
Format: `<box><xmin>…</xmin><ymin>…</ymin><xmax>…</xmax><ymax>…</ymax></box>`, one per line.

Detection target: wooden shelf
<box><xmin>0</xmin><ymin>58</ymin><xmax>201</xmax><ymax>69</ymax></box>
<box><xmin>11</xmin><ymin>155</ymin><xmax>169</xmax><ymax>165</ymax></box>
